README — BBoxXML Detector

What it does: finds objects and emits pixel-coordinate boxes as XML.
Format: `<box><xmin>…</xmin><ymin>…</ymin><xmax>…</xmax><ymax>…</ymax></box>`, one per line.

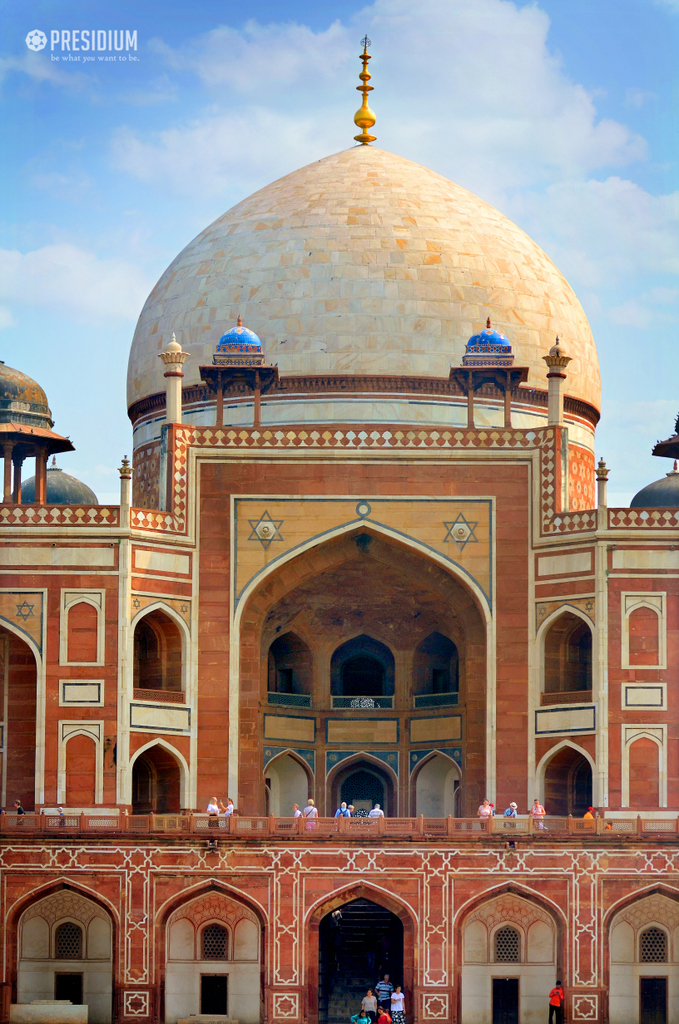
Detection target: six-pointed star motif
<box><xmin>248</xmin><ymin>511</ymin><xmax>284</xmax><ymax>550</ymax></box>
<box><xmin>15</xmin><ymin>601</ymin><xmax>35</xmax><ymax>621</ymax></box>
<box><xmin>443</xmin><ymin>513</ymin><xmax>479</xmax><ymax>552</ymax></box>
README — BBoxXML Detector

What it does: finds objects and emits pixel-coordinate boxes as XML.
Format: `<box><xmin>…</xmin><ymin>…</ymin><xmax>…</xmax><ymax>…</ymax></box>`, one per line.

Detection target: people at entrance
<box><xmin>583</xmin><ymin>806</ymin><xmax>595</xmax><ymax>819</ymax></box>
<box><xmin>368</xmin><ymin>803</ymin><xmax>384</xmax><ymax>818</ymax></box>
<box><xmin>335</xmin><ymin>802</ymin><xmax>351</xmax><ymax>817</ymax></box>
<box><xmin>220</xmin><ymin>798</ymin><xmax>234</xmax><ymax>816</ymax></box>
<box><xmin>292</xmin><ymin>803</ymin><xmax>302</xmax><ymax>817</ymax></box>
<box><xmin>548</xmin><ymin>980</ymin><xmax>564</xmax><ymax>1023</ymax></box>
<box><xmin>207</xmin><ymin>797</ymin><xmax>219</xmax><ymax>814</ymax></box>
<box><xmin>376</xmin><ymin>974</ymin><xmax>394</xmax><ymax>1010</ymax></box>
<box><xmin>390</xmin><ymin>985</ymin><xmax>405</xmax><ymax>1024</ymax></box>
<box><xmin>351</xmin><ymin>1012</ymin><xmax>371</xmax><ymax>1024</ymax></box>
<box><xmin>362</xmin><ymin>988</ymin><xmax>377</xmax><ymax>1022</ymax></box>
<box><xmin>376</xmin><ymin>1008</ymin><xmax>391</xmax><ymax>1024</ymax></box>
<box><xmin>477</xmin><ymin>799</ymin><xmax>492</xmax><ymax>820</ymax></box>
<box><xmin>503</xmin><ymin>803</ymin><xmax>518</xmax><ymax>817</ymax></box>
<box><xmin>303</xmin><ymin>799</ymin><xmax>318</xmax><ymax>817</ymax></box>
<box><xmin>530</xmin><ymin>799</ymin><xmax>547</xmax><ymax>829</ymax></box>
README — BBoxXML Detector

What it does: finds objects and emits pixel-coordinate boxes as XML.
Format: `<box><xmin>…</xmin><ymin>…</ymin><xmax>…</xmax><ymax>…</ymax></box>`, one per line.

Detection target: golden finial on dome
<box><xmin>354</xmin><ymin>36</ymin><xmax>376</xmax><ymax>145</ymax></box>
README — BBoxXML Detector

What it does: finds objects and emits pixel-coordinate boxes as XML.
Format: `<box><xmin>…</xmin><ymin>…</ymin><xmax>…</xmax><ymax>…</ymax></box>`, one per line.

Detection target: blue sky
<box><xmin>1</xmin><ymin>0</ymin><xmax>678</xmax><ymax>503</ymax></box>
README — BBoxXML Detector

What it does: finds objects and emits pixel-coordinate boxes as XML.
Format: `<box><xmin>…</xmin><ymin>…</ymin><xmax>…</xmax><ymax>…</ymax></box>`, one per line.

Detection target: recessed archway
<box><xmin>329</xmin><ymin>756</ymin><xmax>396</xmax><ymax>817</ymax></box>
<box><xmin>541</xmin><ymin>744</ymin><xmax>593</xmax><ymax>815</ymax></box>
<box><xmin>0</xmin><ymin>624</ymin><xmax>38</xmax><ymax>809</ymax></box>
<box><xmin>413</xmin><ymin>752</ymin><xmax>461</xmax><ymax>817</ymax></box>
<box><xmin>265</xmin><ymin>751</ymin><xmax>311</xmax><ymax>816</ymax></box>
<box><xmin>307</xmin><ymin>883</ymin><xmax>416</xmax><ymax>1024</ymax></box>
<box><xmin>131</xmin><ymin>742</ymin><xmax>183</xmax><ymax>813</ymax></box>
<box><xmin>239</xmin><ymin>528</ymin><xmax>488</xmax><ymax>815</ymax></box>
<box><xmin>133</xmin><ymin>607</ymin><xmax>184</xmax><ymax>693</ymax></box>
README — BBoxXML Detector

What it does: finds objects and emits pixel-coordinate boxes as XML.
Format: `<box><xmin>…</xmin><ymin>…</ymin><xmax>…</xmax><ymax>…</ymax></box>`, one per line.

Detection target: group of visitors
<box><xmin>352</xmin><ymin>975</ymin><xmax>405</xmax><ymax>1024</ymax></box>
<box><xmin>206</xmin><ymin>797</ymin><xmax>235</xmax><ymax>816</ymax></box>
<box><xmin>290</xmin><ymin>800</ymin><xmax>386</xmax><ymax>818</ymax></box>
<box><xmin>477</xmin><ymin>797</ymin><xmax>547</xmax><ymax>823</ymax></box>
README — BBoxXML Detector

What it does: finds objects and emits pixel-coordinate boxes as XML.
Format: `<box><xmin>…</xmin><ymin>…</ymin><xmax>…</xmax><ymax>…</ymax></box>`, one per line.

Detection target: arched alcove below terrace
<box><xmin>542</xmin><ymin>745</ymin><xmax>593</xmax><ymax>816</ymax></box>
<box><xmin>329</xmin><ymin>757</ymin><xmax>396</xmax><ymax>817</ymax></box>
<box><xmin>413</xmin><ymin>753</ymin><xmax>460</xmax><ymax>817</ymax></box>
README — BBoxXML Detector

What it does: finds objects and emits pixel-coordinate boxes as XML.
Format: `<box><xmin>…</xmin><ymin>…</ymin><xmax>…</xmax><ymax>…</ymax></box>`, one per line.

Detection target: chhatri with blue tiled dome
<box><xmin>462</xmin><ymin>318</ymin><xmax>515</xmax><ymax>368</ymax></box>
<box><xmin>215</xmin><ymin>315</ymin><xmax>263</xmax><ymax>361</ymax></box>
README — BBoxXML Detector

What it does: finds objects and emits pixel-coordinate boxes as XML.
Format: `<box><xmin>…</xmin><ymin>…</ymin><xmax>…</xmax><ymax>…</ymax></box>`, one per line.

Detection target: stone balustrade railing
<box><xmin>1</xmin><ymin>812</ymin><xmax>676</xmax><ymax>839</ymax></box>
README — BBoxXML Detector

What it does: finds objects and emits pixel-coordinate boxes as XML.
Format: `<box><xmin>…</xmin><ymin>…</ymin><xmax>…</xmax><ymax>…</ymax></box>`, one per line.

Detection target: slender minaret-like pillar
<box><xmin>118</xmin><ymin>456</ymin><xmax>132</xmax><ymax>529</ymax></box>
<box><xmin>158</xmin><ymin>334</ymin><xmax>189</xmax><ymax>424</ymax></box>
<box><xmin>542</xmin><ymin>337</ymin><xmax>571</xmax><ymax>426</ymax></box>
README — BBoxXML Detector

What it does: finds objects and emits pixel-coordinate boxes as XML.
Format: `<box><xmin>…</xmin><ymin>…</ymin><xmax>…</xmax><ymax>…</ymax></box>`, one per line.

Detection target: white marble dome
<box><xmin>127</xmin><ymin>145</ymin><xmax>600</xmax><ymax>414</ymax></box>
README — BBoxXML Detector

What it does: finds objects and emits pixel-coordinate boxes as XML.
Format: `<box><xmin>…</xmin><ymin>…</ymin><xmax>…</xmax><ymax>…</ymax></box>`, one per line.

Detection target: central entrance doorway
<box><xmin>340</xmin><ymin>770</ymin><xmax>385</xmax><ymax>815</ymax></box>
<box><xmin>319</xmin><ymin>899</ymin><xmax>403</xmax><ymax>1023</ymax></box>
<box><xmin>640</xmin><ymin>978</ymin><xmax>667</xmax><ymax>1024</ymax></box>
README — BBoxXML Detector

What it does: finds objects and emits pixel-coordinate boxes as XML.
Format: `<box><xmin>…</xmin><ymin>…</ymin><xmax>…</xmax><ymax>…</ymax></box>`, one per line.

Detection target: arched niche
<box><xmin>131</xmin><ymin>742</ymin><xmax>183</xmax><ymax>813</ymax></box>
<box><xmin>413</xmin><ymin>632</ymin><xmax>459</xmax><ymax>696</ymax></box>
<box><xmin>267</xmin><ymin>631</ymin><xmax>312</xmax><ymax>696</ymax></box>
<box><xmin>265</xmin><ymin>752</ymin><xmax>310</xmax><ymax>816</ymax></box>
<box><xmin>330</xmin><ymin>635</ymin><xmax>395</xmax><ymax>698</ymax></box>
<box><xmin>543</xmin><ymin>611</ymin><xmax>592</xmax><ymax>695</ymax></box>
<box><xmin>133</xmin><ymin>608</ymin><xmax>183</xmax><ymax>693</ymax></box>
<box><xmin>164</xmin><ymin>889</ymin><xmax>262</xmax><ymax>1024</ymax></box>
<box><xmin>18</xmin><ymin>889</ymin><xmax>113</xmax><ymax>1024</ymax></box>
<box><xmin>67</xmin><ymin>601</ymin><xmax>99</xmax><ymax>663</ymax></box>
<box><xmin>0</xmin><ymin>624</ymin><xmax>38</xmax><ymax>809</ymax></box>
<box><xmin>242</xmin><ymin>528</ymin><xmax>488</xmax><ymax>815</ymax></box>
<box><xmin>413</xmin><ymin>753</ymin><xmax>460</xmax><ymax>817</ymax></box>
<box><xmin>540</xmin><ymin>743</ymin><xmax>593</xmax><ymax>816</ymax></box>
<box><xmin>608</xmin><ymin>892</ymin><xmax>679</xmax><ymax>1024</ymax></box>
<box><xmin>65</xmin><ymin>733</ymin><xmax>97</xmax><ymax>806</ymax></box>
<box><xmin>460</xmin><ymin>890</ymin><xmax>560</xmax><ymax>1023</ymax></box>
<box><xmin>328</xmin><ymin>755</ymin><xmax>396</xmax><ymax>817</ymax></box>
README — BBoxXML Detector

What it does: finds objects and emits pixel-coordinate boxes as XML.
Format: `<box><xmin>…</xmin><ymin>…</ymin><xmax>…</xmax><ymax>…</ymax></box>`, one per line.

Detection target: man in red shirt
<box><xmin>548</xmin><ymin>981</ymin><xmax>564</xmax><ymax>1023</ymax></box>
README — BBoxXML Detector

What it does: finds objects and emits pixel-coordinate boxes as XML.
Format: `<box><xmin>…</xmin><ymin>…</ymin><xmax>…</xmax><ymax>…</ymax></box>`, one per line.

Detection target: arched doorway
<box><xmin>608</xmin><ymin>892</ymin><xmax>679</xmax><ymax>1024</ymax></box>
<box><xmin>318</xmin><ymin>898</ymin><xmax>404</xmax><ymax>1024</ymax></box>
<box><xmin>543</xmin><ymin>745</ymin><xmax>593</xmax><ymax>815</ymax></box>
<box><xmin>131</xmin><ymin>744</ymin><xmax>181</xmax><ymax>813</ymax></box>
<box><xmin>17</xmin><ymin>888</ymin><xmax>113</xmax><ymax>1023</ymax></box>
<box><xmin>330</xmin><ymin>759</ymin><xmax>395</xmax><ymax>816</ymax></box>
<box><xmin>133</xmin><ymin>608</ymin><xmax>183</xmax><ymax>693</ymax></box>
<box><xmin>164</xmin><ymin>889</ymin><xmax>263</xmax><ymax>1024</ymax></box>
<box><xmin>0</xmin><ymin>625</ymin><xmax>38</xmax><ymax>809</ymax></box>
<box><xmin>460</xmin><ymin>890</ymin><xmax>562</xmax><ymax>1024</ymax></box>
<box><xmin>414</xmin><ymin>753</ymin><xmax>460</xmax><ymax>816</ymax></box>
<box><xmin>265</xmin><ymin>752</ymin><xmax>310</xmax><ymax>816</ymax></box>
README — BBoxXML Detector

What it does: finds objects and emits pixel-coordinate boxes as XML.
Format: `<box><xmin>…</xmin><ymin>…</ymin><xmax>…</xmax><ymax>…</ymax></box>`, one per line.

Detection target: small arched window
<box><xmin>201</xmin><ymin>924</ymin><xmax>228</xmax><ymax>961</ymax></box>
<box><xmin>55</xmin><ymin>922</ymin><xmax>83</xmax><ymax>960</ymax></box>
<box><xmin>640</xmin><ymin>927</ymin><xmax>667</xmax><ymax>963</ymax></box>
<box><xmin>495</xmin><ymin>926</ymin><xmax>520</xmax><ymax>963</ymax></box>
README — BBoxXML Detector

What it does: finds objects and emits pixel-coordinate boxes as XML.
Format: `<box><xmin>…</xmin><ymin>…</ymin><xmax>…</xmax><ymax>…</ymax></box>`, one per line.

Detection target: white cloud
<box><xmin>0</xmin><ymin>307</ymin><xmax>17</xmax><ymax>330</ymax></box>
<box><xmin>113</xmin><ymin>0</ymin><xmax>647</xmax><ymax>200</ymax></box>
<box><xmin>0</xmin><ymin>52</ymin><xmax>87</xmax><ymax>89</ymax></box>
<box><xmin>625</xmin><ymin>88</ymin><xmax>657</xmax><ymax>109</ymax></box>
<box><xmin>509</xmin><ymin>177</ymin><xmax>679</xmax><ymax>288</ymax></box>
<box><xmin>0</xmin><ymin>244</ymin><xmax>153</xmax><ymax>322</ymax></box>
<box><xmin>609</xmin><ymin>288</ymin><xmax>679</xmax><ymax>328</ymax></box>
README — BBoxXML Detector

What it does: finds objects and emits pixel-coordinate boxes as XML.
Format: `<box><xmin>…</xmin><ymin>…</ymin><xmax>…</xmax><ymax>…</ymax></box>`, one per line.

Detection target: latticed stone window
<box><xmin>640</xmin><ymin>927</ymin><xmax>667</xmax><ymax>963</ymax></box>
<box><xmin>55</xmin><ymin>922</ymin><xmax>83</xmax><ymax>959</ymax></box>
<box><xmin>495</xmin><ymin>926</ymin><xmax>520</xmax><ymax>963</ymax></box>
<box><xmin>201</xmin><ymin>924</ymin><xmax>228</xmax><ymax>960</ymax></box>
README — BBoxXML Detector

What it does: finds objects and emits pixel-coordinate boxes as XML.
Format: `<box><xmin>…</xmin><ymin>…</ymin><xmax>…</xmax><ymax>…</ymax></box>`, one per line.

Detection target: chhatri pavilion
<box><xmin>1</xmin><ymin>40</ymin><xmax>678</xmax><ymax>1024</ymax></box>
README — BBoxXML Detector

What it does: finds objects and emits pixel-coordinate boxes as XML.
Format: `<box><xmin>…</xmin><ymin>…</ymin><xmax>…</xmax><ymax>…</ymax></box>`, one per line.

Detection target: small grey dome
<box><xmin>22</xmin><ymin>459</ymin><xmax>98</xmax><ymax>505</ymax></box>
<box><xmin>630</xmin><ymin>462</ymin><xmax>679</xmax><ymax>507</ymax></box>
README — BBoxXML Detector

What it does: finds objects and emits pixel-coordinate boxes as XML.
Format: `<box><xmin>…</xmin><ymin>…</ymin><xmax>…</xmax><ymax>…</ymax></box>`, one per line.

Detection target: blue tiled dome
<box><xmin>466</xmin><ymin>318</ymin><xmax>511</xmax><ymax>351</ymax></box>
<box><xmin>216</xmin><ymin>316</ymin><xmax>262</xmax><ymax>354</ymax></box>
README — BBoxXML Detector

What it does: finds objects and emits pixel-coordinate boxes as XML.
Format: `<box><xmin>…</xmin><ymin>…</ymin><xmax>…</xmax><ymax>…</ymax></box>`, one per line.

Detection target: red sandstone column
<box><xmin>35</xmin><ymin>448</ymin><xmax>48</xmax><ymax>505</ymax></box>
<box><xmin>11</xmin><ymin>453</ymin><xmax>23</xmax><ymax>504</ymax></box>
<box><xmin>2</xmin><ymin>442</ymin><xmax>13</xmax><ymax>503</ymax></box>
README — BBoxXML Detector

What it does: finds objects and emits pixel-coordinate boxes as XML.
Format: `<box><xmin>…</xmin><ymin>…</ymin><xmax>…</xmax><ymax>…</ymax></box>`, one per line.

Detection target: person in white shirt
<box><xmin>206</xmin><ymin>798</ymin><xmax>219</xmax><ymax>815</ymax></box>
<box><xmin>220</xmin><ymin>798</ymin><xmax>234</xmax><ymax>816</ymax></box>
<box><xmin>292</xmin><ymin>803</ymin><xmax>302</xmax><ymax>817</ymax></box>
<box><xmin>390</xmin><ymin>986</ymin><xmax>406</xmax><ymax>1024</ymax></box>
<box><xmin>368</xmin><ymin>803</ymin><xmax>384</xmax><ymax>818</ymax></box>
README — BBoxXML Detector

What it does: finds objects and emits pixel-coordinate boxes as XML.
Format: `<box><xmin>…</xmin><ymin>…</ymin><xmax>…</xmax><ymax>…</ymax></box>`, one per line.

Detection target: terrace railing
<box><xmin>1</xmin><ymin>812</ymin><xmax>677</xmax><ymax>839</ymax></box>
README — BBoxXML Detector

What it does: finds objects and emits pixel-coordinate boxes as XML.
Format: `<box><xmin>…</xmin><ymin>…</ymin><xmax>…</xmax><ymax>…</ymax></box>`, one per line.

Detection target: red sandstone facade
<box><xmin>1</xmin><ymin>416</ymin><xmax>679</xmax><ymax>1024</ymax></box>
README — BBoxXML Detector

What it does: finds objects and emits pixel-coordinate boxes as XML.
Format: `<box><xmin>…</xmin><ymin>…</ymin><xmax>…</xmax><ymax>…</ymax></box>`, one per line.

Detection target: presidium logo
<box><xmin>25</xmin><ymin>28</ymin><xmax>138</xmax><ymax>56</ymax></box>
<box><xmin>26</xmin><ymin>30</ymin><xmax>47</xmax><ymax>51</ymax></box>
